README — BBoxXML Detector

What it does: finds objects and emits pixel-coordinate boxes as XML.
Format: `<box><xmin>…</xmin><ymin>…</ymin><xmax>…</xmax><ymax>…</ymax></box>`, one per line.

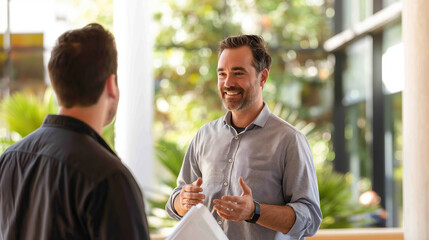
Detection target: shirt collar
<box><xmin>223</xmin><ymin>102</ymin><xmax>271</xmax><ymax>129</ymax></box>
<box><xmin>42</xmin><ymin>114</ymin><xmax>117</xmax><ymax>156</ymax></box>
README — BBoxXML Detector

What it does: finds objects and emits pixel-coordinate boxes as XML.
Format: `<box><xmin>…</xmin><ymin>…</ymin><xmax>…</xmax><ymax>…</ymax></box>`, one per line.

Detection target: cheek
<box><xmin>218</xmin><ymin>80</ymin><xmax>224</xmax><ymax>89</ymax></box>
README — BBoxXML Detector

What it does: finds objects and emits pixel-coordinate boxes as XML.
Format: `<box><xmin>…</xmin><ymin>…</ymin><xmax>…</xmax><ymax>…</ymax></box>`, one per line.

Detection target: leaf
<box><xmin>0</xmin><ymin>89</ymin><xmax>58</xmax><ymax>138</ymax></box>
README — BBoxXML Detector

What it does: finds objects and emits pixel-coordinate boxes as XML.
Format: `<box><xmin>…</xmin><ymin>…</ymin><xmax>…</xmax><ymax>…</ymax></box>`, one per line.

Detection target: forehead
<box><xmin>218</xmin><ymin>46</ymin><xmax>253</xmax><ymax>69</ymax></box>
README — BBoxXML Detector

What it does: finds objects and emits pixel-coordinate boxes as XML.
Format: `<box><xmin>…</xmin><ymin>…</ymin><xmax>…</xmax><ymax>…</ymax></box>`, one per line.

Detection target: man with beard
<box><xmin>166</xmin><ymin>35</ymin><xmax>322</xmax><ymax>239</ymax></box>
<box><xmin>0</xmin><ymin>24</ymin><xmax>150</xmax><ymax>240</ymax></box>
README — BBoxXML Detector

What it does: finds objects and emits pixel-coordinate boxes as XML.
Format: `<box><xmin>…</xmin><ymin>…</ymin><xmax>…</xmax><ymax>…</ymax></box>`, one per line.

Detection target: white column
<box><xmin>402</xmin><ymin>0</ymin><xmax>429</xmax><ymax>239</ymax></box>
<box><xmin>113</xmin><ymin>0</ymin><xmax>154</xmax><ymax>194</ymax></box>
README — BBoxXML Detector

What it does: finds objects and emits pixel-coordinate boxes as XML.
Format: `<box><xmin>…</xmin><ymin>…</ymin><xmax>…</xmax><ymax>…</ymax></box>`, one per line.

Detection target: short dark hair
<box><xmin>218</xmin><ymin>35</ymin><xmax>272</xmax><ymax>73</ymax></box>
<box><xmin>48</xmin><ymin>23</ymin><xmax>118</xmax><ymax>108</ymax></box>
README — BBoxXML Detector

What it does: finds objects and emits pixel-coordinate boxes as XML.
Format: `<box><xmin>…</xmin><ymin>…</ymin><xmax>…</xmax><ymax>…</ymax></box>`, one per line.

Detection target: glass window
<box><xmin>343</xmin><ymin>36</ymin><xmax>372</xmax><ymax>105</ymax></box>
<box><xmin>383</xmin><ymin>0</ymin><xmax>401</xmax><ymax>8</ymax></box>
<box><xmin>382</xmin><ymin>24</ymin><xmax>403</xmax><ymax>94</ymax></box>
<box><xmin>345</xmin><ymin>101</ymin><xmax>372</xmax><ymax>186</ymax></box>
<box><xmin>343</xmin><ymin>0</ymin><xmax>373</xmax><ymax>30</ymax></box>
<box><xmin>342</xmin><ymin>36</ymin><xmax>373</xmax><ymax>205</ymax></box>
<box><xmin>382</xmin><ymin>23</ymin><xmax>403</xmax><ymax>227</ymax></box>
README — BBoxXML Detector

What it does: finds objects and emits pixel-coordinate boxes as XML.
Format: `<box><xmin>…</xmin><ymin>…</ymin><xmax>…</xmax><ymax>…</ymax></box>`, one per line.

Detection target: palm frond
<box><xmin>0</xmin><ymin>89</ymin><xmax>58</xmax><ymax>138</ymax></box>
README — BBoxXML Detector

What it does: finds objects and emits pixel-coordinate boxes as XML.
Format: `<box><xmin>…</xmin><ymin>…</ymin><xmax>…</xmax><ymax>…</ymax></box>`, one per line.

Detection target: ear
<box><xmin>105</xmin><ymin>74</ymin><xmax>118</xmax><ymax>99</ymax></box>
<box><xmin>259</xmin><ymin>68</ymin><xmax>269</xmax><ymax>87</ymax></box>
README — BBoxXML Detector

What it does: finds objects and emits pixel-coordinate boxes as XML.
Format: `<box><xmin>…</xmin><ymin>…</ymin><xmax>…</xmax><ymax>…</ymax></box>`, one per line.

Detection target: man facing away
<box><xmin>0</xmin><ymin>24</ymin><xmax>150</xmax><ymax>240</ymax></box>
<box><xmin>166</xmin><ymin>35</ymin><xmax>322</xmax><ymax>239</ymax></box>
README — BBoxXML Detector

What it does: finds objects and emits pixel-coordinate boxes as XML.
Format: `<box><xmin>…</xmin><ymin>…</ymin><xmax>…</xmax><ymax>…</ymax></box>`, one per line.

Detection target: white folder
<box><xmin>166</xmin><ymin>204</ymin><xmax>229</xmax><ymax>240</ymax></box>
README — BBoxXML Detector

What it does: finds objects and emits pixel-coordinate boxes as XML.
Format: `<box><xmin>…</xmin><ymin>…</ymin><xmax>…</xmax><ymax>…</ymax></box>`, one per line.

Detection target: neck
<box><xmin>231</xmin><ymin>101</ymin><xmax>264</xmax><ymax>128</ymax></box>
<box><xmin>58</xmin><ymin>105</ymin><xmax>106</xmax><ymax>135</ymax></box>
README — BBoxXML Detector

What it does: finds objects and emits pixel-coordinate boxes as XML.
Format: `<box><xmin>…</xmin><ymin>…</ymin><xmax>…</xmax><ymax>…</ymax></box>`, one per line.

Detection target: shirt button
<box><xmin>218</xmin><ymin>221</ymin><xmax>222</xmax><ymax>225</ymax></box>
<box><xmin>224</xmin><ymin>182</ymin><xmax>228</xmax><ymax>186</ymax></box>
<box><xmin>234</xmin><ymin>136</ymin><xmax>239</xmax><ymax>140</ymax></box>
<box><xmin>228</xmin><ymin>159</ymin><xmax>232</xmax><ymax>163</ymax></box>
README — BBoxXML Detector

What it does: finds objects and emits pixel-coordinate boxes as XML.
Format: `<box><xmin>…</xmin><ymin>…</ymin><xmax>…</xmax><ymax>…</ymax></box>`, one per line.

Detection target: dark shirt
<box><xmin>0</xmin><ymin>115</ymin><xmax>150</xmax><ymax>240</ymax></box>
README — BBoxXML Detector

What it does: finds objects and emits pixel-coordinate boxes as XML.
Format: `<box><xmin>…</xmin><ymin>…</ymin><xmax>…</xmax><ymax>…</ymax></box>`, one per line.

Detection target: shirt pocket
<box><xmin>239</xmin><ymin>157</ymin><xmax>283</xmax><ymax>204</ymax></box>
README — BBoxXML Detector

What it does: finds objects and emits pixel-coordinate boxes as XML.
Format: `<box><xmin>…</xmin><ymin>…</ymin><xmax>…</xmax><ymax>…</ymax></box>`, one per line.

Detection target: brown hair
<box><xmin>48</xmin><ymin>23</ymin><xmax>118</xmax><ymax>108</ymax></box>
<box><xmin>218</xmin><ymin>35</ymin><xmax>272</xmax><ymax>73</ymax></box>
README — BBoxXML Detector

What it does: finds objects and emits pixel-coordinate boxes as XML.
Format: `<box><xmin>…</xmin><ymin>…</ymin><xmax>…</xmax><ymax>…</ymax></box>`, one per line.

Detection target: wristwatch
<box><xmin>245</xmin><ymin>200</ymin><xmax>260</xmax><ymax>223</ymax></box>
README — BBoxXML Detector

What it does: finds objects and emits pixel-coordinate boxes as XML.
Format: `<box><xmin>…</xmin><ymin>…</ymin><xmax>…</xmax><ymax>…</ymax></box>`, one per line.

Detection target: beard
<box><xmin>219</xmin><ymin>85</ymin><xmax>258</xmax><ymax>112</ymax></box>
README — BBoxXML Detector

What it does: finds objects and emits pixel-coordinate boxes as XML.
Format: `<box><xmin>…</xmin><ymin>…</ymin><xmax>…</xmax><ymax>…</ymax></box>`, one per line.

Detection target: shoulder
<box><xmin>194</xmin><ymin>116</ymin><xmax>226</xmax><ymax>138</ymax></box>
<box><xmin>263</xmin><ymin>113</ymin><xmax>311</xmax><ymax>149</ymax></box>
<box><xmin>4</xmin><ymin>126</ymin><xmax>128</xmax><ymax>183</ymax></box>
<box><xmin>200</xmin><ymin>116</ymin><xmax>225</xmax><ymax>131</ymax></box>
<box><xmin>266</xmin><ymin>113</ymin><xmax>304</xmax><ymax>136</ymax></box>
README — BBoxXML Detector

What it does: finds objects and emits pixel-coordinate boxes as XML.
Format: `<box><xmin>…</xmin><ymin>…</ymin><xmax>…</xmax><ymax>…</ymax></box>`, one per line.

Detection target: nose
<box><xmin>224</xmin><ymin>74</ymin><xmax>234</xmax><ymax>88</ymax></box>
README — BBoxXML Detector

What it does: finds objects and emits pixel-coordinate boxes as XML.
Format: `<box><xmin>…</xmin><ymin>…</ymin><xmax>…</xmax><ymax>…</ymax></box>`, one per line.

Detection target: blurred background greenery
<box><xmin>0</xmin><ymin>88</ymin><xmax>115</xmax><ymax>152</ymax></box>
<box><xmin>1</xmin><ymin>0</ymin><xmax>402</xmax><ymax>236</ymax></box>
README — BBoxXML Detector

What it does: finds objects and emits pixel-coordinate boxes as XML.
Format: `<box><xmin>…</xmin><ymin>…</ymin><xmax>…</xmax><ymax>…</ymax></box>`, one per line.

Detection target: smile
<box><xmin>225</xmin><ymin>91</ymin><xmax>241</xmax><ymax>96</ymax></box>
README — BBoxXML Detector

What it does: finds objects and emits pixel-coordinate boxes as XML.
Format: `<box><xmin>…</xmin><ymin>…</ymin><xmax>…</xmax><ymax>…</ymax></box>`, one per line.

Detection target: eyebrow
<box><xmin>217</xmin><ymin>67</ymin><xmax>248</xmax><ymax>72</ymax></box>
<box><xmin>232</xmin><ymin>67</ymin><xmax>248</xmax><ymax>72</ymax></box>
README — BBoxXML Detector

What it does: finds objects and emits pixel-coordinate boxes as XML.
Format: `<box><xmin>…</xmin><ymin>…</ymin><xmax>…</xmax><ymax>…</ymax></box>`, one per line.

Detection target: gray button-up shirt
<box><xmin>166</xmin><ymin>104</ymin><xmax>322</xmax><ymax>240</ymax></box>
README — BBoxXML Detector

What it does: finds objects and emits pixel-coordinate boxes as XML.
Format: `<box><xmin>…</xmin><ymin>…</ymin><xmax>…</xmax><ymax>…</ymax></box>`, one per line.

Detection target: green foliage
<box><xmin>0</xmin><ymin>138</ymin><xmax>15</xmax><ymax>156</ymax></box>
<box><xmin>152</xmin><ymin>0</ymin><xmax>335</xmax><ymax>148</ymax></box>
<box><xmin>317</xmin><ymin>163</ymin><xmax>377</xmax><ymax>228</ymax></box>
<box><xmin>0</xmin><ymin>88</ymin><xmax>116</xmax><ymax>154</ymax></box>
<box><xmin>0</xmin><ymin>89</ymin><xmax>58</xmax><ymax>139</ymax></box>
<box><xmin>147</xmin><ymin>139</ymin><xmax>186</xmax><ymax>233</ymax></box>
<box><xmin>155</xmin><ymin>139</ymin><xmax>185</xmax><ymax>188</ymax></box>
<box><xmin>102</xmin><ymin>119</ymin><xmax>116</xmax><ymax>151</ymax></box>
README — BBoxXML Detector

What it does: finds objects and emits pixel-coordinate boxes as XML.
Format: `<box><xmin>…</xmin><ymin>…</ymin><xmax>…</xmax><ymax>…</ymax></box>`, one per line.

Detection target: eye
<box><xmin>218</xmin><ymin>72</ymin><xmax>226</xmax><ymax>77</ymax></box>
<box><xmin>234</xmin><ymin>72</ymin><xmax>244</xmax><ymax>76</ymax></box>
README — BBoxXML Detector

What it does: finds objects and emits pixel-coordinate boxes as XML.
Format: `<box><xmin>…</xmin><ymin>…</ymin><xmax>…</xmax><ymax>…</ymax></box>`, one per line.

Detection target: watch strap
<box><xmin>245</xmin><ymin>200</ymin><xmax>260</xmax><ymax>223</ymax></box>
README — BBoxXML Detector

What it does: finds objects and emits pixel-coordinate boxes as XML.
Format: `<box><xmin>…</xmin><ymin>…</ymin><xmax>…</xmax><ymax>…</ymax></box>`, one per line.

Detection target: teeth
<box><xmin>225</xmin><ymin>91</ymin><xmax>239</xmax><ymax>96</ymax></box>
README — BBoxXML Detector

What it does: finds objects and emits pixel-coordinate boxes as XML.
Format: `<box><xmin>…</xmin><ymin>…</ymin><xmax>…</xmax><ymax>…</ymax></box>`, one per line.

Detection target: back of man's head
<box><xmin>48</xmin><ymin>23</ymin><xmax>118</xmax><ymax>108</ymax></box>
<box><xmin>218</xmin><ymin>35</ymin><xmax>272</xmax><ymax>73</ymax></box>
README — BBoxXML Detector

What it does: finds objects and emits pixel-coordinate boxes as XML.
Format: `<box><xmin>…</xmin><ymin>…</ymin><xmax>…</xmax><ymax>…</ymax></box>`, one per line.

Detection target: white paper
<box><xmin>166</xmin><ymin>204</ymin><xmax>229</xmax><ymax>240</ymax></box>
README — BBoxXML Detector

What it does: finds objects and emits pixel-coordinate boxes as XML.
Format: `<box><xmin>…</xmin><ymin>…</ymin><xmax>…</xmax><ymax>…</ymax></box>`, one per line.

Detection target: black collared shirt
<box><xmin>0</xmin><ymin>115</ymin><xmax>150</xmax><ymax>240</ymax></box>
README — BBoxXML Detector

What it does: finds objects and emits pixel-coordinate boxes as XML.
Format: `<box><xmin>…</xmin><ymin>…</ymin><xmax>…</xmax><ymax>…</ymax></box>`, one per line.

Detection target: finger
<box><xmin>217</xmin><ymin>210</ymin><xmax>237</xmax><ymax>221</ymax></box>
<box><xmin>185</xmin><ymin>204</ymin><xmax>197</xmax><ymax>210</ymax></box>
<box><xmin>239</xmin><ymin>177</ymin><xmax>252</xmax><ymax>195</ymax></box>
<box><xmin>181</xmin><ymin>192</ymin><xmax>205</xmax><ymax>200</ymax></box>
<box><xmin>183</xmin><ymin>184</ymin><xmax>203</xmax><ymax>193</ymax></box>
<box><xmin>182</xmin><ymin>198</ymin><xmax>204</xmax><ymax>205</ymax></box>
<box><xmin>183</xmin><ymin>203</ymin><xmax>198</xmax><ymax>210</ymax></box>
<box><xmin>213</xmin><ymin>199</ymin><xmax>237</xmax><ymax>209</ymax></box>
<box><xmin>183</xmin><ymin>203</ymin><xmax>191</xmax><ymax>210</ymax></box>
<box><xmin>214</xmin><ymin>205</ymin><xmax>234</xmax><ymax>217</ymax></box>
<box><xmin>220</xmin><ymin>195</ymin><xmax>242</xmax><ymax>203</ymax></box>
<box><xmin>192</xmin><ymin>177</ymin><xmax>203</xmax><ymax>187</ymax></box>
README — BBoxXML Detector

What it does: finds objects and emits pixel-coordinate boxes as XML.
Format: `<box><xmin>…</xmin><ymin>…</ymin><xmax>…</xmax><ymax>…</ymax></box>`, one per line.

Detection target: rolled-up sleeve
<box><xmin>166</xmin><ymin>190</ymin><xmax>182</xmax><ymax>220</ymax></box>
<box><xmin>281</xmin><ymin>132</ymin><xmax>322</xmax><ymax>239</ymax></box>
<box><xmin>165</xmin><ymin>133</ymin><xmax>202</xmax><ymax>220</ymax></box>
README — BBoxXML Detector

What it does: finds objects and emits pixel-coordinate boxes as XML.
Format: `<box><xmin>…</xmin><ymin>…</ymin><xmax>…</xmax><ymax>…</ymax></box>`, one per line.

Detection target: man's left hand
<box><xmin>213</xmin><ymin>177</ymin><xmax>255</xmax><ymax>221</ymax></box>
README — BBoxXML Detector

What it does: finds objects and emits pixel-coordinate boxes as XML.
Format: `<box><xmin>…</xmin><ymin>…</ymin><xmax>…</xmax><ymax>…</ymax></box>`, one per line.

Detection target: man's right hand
<box><xmin>174</xmin><ymin>177</ymin><xmax>205</xmax><ymax>216</ymax></box>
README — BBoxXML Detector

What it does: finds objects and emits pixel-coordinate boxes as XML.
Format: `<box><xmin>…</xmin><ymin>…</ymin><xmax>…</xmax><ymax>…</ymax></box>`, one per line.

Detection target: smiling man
<box><xmin>166</xmin><ymin>35</ymin><xmax>322</xmax><ymax>239</ymax></box>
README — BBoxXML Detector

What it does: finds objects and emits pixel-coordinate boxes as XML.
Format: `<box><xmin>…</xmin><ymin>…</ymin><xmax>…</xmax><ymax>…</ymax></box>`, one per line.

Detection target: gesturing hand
<box><xmin>175</xmin><ymin>177</ymin><xmax>205</xmax><ymax>216</ymax></box>
<box><xmin>213</xmin><ymin>177</ymin><xmax>255</xmax><ymax>221</ymax></box>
